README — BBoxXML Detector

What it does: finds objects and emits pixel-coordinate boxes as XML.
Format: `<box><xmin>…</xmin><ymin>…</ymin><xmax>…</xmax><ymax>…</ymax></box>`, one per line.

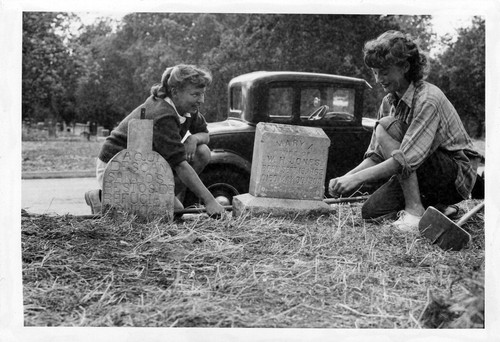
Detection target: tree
<box><xmin>73</xmin><ymin>18</ymin><xmax>130</xmax><ymax>129</ymax></box>
<box><xmin>202</xmin><ymin>14</ymin><xmax>400</xmax><ymax>119</ymax></box>
<box><xmin>40</xmin><ymin>13</ymin><xmax>438</xmax><ymax>127</ymax></box>
<box><xmin>22</xmin><ymin>12</ymin><xmax>81</xmax><ymax>130</ymax></box>
<box><xmin>387</xmin><ymin>15</ymin><xmax>434</xmax><ymax>51</ymax></box>
<box><xmin>427</xmin><ymin>17</ymin><xmax>485</xmax><ymax>138</ymax></box>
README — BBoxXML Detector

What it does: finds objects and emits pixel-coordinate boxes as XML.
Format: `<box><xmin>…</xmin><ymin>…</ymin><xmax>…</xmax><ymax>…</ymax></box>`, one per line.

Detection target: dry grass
<box><xmin>21</xmin><ymin>200</ymin><xmax>484</xmax><ymax>328</ymax></box>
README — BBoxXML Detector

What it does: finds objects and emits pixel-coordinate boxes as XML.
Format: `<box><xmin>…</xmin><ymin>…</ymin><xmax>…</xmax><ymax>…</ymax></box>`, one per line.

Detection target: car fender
<box><xmin>208</xmin><ymin>149</ymin><xmax>252</xmax><ymax>174</ymax></box>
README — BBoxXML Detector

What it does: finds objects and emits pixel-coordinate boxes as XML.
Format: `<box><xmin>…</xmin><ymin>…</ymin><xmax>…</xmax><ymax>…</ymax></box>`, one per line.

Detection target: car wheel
<box><xmin>183</xmin><ymin>167</ymin><xmax>249</xmax><ymax>207</ymax></box>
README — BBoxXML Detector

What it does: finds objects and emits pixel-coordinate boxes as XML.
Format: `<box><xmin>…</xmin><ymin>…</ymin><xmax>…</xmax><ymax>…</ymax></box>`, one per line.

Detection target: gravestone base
<box><xmin>232</xmin><ymin>193</ymin><xmax>333</xmax><ymax>218</ymax></box>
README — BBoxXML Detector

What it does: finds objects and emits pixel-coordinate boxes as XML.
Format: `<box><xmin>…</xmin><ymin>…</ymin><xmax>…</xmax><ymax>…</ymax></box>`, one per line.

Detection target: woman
<box><xmin>328</xmin><ymin>31</ymin><xmax>481</xmax><ymax>232</ymax></box>
<box><xmin>85</xmin><ymin>64</ymin><xmax>225</xmax><ymax>217</ymax></box>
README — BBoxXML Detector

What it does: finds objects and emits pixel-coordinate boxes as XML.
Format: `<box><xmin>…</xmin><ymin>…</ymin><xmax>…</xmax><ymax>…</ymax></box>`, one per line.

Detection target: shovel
<box><xmin>418</xmin><ymin>202</ymin><xmax>484</xmax><ymax>251</ymax></box>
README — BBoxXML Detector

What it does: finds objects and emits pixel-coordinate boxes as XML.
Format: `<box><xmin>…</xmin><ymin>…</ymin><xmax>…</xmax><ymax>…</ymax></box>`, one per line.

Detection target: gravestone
<box><xmin>102</xmin><ymin>109</ymin><xmax>175</xmax><ymax>221</ymax></box>
<box><xmin>233</xmin><ymin>122</ymin><xmax>333</xmax><ymax>217</ymax></box>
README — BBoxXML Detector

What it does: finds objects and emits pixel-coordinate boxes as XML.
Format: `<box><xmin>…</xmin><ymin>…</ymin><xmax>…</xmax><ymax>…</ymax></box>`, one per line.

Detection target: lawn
<box><xmin>21</xmin><ymin>200</ymin><xmax>484</xmax><ymax>328</ymax></box>
<box><xmin>22</xmin><ymin>138</ymin><xmax>102</xmax><ymax>172</ymax></box>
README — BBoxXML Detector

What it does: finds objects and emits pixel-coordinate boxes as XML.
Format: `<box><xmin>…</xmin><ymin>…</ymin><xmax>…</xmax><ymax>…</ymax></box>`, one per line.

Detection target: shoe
<box><xmin>393</xmin><ymin>210</ymin><xmax>422</xmax><ymax>234</ymax></box>
<box><xmin>85</xmin><ymin>189</ymin><xmax>102</xmax><ymax>214</ymax></box>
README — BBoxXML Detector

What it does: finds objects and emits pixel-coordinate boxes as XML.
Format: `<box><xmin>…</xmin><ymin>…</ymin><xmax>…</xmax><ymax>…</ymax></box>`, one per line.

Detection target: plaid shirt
<box><xmin>365</xmin><ymin>80</ymin><xmax>481</xmax><ymax>199</ymax></box>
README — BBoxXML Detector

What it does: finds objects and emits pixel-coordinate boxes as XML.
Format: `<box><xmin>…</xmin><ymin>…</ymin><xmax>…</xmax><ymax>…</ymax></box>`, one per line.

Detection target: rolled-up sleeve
<box><xmin>392</xmin><ymin>101</ymin><xmax>440</xmax><ymax>178</ymax></box>
<box><xmin>189</xmin><ymin>112</ymin><xmax>209</xmax><ymax>134</ymax></box>
<box><xmin>153</xmin><ymin>114</ymin><xmax>186</xmax><ymax>167</ymax></box>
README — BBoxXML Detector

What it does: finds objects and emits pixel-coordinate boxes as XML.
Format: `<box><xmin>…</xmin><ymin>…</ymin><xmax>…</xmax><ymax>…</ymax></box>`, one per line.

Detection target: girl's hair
<box><xmin>150</xmin><ymin>64</ymin><xmax>212</xmax><ymax>98</ymax></box>
<box><xmin>363</xmin><ymin>30</ymin><xmax>428</xmax><ymax>82</ymax></box>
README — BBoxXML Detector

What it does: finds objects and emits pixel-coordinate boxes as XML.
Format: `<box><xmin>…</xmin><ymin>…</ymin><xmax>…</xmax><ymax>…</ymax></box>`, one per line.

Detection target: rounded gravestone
<box><xmin>102</xmin><ymin>118</ymin><xmax>175</xmax><ymax>221</ymax></box>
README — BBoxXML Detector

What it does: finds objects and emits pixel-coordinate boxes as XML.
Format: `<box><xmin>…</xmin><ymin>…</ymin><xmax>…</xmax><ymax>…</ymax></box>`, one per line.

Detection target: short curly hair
<box><xmin>151</xmin><ymin>64</ymin><xmax>212</xmax><ymax>99</ymax></box>
<box><xmin>363</xmin><ymin>30</ymin><xmax>428</xmax><ymax>82</ymax></box>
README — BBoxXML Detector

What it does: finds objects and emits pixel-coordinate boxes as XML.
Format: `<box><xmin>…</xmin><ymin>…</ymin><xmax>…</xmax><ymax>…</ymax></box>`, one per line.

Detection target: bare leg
<box><xmin>398</xmin><ymin>173</ymin><xmax>425</xmax><ymax>216</ymax></box>
<box><xmin>375</xmin><ymin>124</ymin><xmax>425</xmax><ymax>216</ymax></box>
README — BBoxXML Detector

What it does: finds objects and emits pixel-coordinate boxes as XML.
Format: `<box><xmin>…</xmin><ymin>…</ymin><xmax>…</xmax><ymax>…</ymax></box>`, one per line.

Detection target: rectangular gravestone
<box><xmin>102</xmin><ymin>108</ymin><xmax>175</xmax><ymax>222</ymax></box>
<box><xmin>233</xmin><ymin>122</ymin><xmax>333</xmax><ymax>217</ymax></box>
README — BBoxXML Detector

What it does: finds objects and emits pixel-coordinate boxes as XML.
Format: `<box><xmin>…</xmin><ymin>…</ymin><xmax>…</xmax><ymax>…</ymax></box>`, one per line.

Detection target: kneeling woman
<box><xmin>85</xmin><ymin>64</ymin><xmax>225</xmax><ymax>217</ymax></box>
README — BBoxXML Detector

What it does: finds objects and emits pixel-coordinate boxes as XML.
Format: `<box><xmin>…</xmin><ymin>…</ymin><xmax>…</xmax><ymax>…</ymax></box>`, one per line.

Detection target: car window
<box><xmin>332</xmin><ymin>89</ymin><xmax>355</xmax><ymax>116</ymax></box>
<box><xmin>301</xmin><ymin>88</ymin><xmax>322</xmax><ymax>116</ymax></box>
<box><xmin>229</xmin><ymin>86</ymin><xmax>243</xmax><ymax>118</ymax></box>
<box><xmin>268</xmin><ymin>87</ymin><xmax>293</xmax><ymax>119</ymax></box>
<box><xmin>300</xmin><ymin>87</ymin><xmax>356</xmax><ymax>122</ymax></box>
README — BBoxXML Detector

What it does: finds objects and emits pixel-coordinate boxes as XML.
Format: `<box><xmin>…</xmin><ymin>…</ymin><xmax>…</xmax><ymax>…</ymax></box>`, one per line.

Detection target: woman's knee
<box><xmin>376</xmin><ymin>117</ymin><xmax>407</xmax><ymax>143</ymax></box>
<box><xmin>361</xmin><ymin>176</ymin><xmax>405</xmax><ymax>219</ymax></box>
<box><xmin>194</xmin><ymin>144</ymin><xmax>211</xmax><ymax>166</ymax></box>
<box><xmin>361</xmin><ymin>199</ymin><xmax>378</xmax><ymax>219</ymax></box>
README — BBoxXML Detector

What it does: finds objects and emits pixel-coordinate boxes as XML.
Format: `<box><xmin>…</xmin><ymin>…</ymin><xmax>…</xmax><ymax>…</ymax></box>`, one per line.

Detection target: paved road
<box><xmin>22</xmin><ymin>177</ymin><xmax>98</xmax><ymax>216</ymax></box>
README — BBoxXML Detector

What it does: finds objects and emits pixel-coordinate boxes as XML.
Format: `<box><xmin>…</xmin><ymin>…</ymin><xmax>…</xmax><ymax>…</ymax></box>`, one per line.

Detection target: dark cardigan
<box><xmin>98</xmin><ymin>95</ymin><xmax>208</xmax><ymax>167</ymax></box>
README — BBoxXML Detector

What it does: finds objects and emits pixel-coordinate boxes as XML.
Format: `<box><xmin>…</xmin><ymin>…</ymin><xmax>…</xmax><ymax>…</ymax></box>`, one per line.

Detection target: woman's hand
<box><xmin>184</xmin><ymin>135</ymin><xmax>198</xmax><ymax>163</ymax></box>
<box><xmin>328</xmin><ymin>174</ymin><xmax>362</xmax><ymax>197</ymax></box>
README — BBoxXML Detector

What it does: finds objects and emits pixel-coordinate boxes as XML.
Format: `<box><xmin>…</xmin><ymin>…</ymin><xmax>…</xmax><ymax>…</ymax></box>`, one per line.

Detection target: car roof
<box><xmin>229</xmin><ymin>71</ymin><xmax>372</xmax><ymax>88</ymax></box>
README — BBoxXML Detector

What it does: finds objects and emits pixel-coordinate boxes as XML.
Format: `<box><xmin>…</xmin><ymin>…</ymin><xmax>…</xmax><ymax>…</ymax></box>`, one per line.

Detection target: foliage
<box><xmin>388</xmin><ymin>15</ymin><xmax>435</xmax><ymax>51</ymax></box>
<box><xmin>22</xmin><ymin>12</ymin><xmax>81</xmax><ymax>126</ymax></box>
<box><xmin>427</xmin><ymin>17</ymin><xmax>485</xmax><ymax>138</ymax></box>
<box><xmin>22</xmin><ymin>13</ymin><xmax>485</xmax><ymax>133</ymax></box>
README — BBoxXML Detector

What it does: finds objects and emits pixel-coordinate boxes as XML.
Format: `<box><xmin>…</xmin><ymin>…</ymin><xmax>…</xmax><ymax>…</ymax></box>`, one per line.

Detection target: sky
<box><xmin>431</xmin><ymin>14</ymin><xmax>473</xmax><ymax>36</ymax></box>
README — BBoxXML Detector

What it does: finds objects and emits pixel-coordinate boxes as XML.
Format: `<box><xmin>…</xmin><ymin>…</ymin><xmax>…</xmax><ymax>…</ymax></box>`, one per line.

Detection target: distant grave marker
<box><xmin>102</xmin><ymin>109</ymin><xmax>175</xmax><ymax>221</ymax></box>
<box><xmin>233</xmin><ymin>122</ymin><xmax>333</xmax><ymax>217</ymax></box>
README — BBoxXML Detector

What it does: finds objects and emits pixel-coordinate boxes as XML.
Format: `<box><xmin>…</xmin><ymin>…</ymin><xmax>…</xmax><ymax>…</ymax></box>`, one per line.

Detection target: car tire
<box><xmin>183</xmin><ymin>167</ymin><xmax>250</xmax><ymax>207</ymax></box>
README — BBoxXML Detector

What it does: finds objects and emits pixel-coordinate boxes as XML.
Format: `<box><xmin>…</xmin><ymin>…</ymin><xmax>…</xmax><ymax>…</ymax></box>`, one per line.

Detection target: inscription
<box><xmin>275</xmin><ymin>138</ymin><xmax>314</xmax><ymax>150</ymax></box>
<box><xmin>250</xmin><ymin>122</ymin><xmax>330</xmax><ymax>200</ymax></box>
<box><xmin>260</xmin><ymin>138</ymin><xmax>326</xmax><ymax>189</ymax></box>
<box><xmin>103</xmin><ymin>149</ymin><xmax>174</xmax><ymax>220</ymax></box>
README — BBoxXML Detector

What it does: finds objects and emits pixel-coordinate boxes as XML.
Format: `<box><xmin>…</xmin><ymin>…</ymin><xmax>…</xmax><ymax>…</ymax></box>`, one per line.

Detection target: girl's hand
<box><xmin>205</xmin><ymin>199</ymin><xmax>225</xmax><ymax>219</ymax></box>
<box><xmin>184</xmin><ymin>135</ymin><xmax>198</xmax><ymax>162</ymax></box>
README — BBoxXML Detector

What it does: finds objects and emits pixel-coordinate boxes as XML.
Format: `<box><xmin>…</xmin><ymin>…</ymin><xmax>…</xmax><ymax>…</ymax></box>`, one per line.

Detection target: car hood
<box><xmin>362</xmin><ymin>117</ymin><xmax>376</xmax><ymax>130</ymax></box>
<box><xmin>207</xmin><ymin>119</ymin><xmax>255</xmax><ymax>135</ymax></box>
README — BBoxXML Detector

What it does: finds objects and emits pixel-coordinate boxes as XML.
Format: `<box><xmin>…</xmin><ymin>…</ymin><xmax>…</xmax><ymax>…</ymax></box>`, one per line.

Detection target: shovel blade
<box><xmin>418</xmin><ymin>206</ymin><xmax>471</xmax><ymax>251</ymax></box>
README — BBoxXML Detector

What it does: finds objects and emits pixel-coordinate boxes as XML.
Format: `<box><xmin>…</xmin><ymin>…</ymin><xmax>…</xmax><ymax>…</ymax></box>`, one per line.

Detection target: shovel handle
<box><xmin>456</xmin><ymin>202</ymin><xmax>485</xmax><ymax>227</ymax></box>
<box><xmin>175</xmin><ymin>205</ymin><xmax>232</xmax><ymax>214</ymax></box>
<box><xmin>323</xmin><ymin>196</ymin><xmax>369</xmax><ymax>204</ymax></box>
<box><xmin>179</xmin><ymin>196</ymin><xmax>369</xmax><ymax>214</ymax></box>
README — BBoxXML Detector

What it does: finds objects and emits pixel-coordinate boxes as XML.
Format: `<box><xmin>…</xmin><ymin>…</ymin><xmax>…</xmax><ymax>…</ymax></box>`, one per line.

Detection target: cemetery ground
<box><xmin>20</xmin><ymin>137</ymin><xmax>485</xmax><ymax>328</ymax></box>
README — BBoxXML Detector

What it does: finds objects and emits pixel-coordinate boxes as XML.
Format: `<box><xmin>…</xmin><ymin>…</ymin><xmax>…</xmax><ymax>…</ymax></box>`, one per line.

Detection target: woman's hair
<box><xmin>363</xmin><ymin>30</ymin><xmax>428</xmax><ymax>82</ymax></box>
<box><xmin>151</xmin><ymin>64</ymin><xmax>212</xmax><ymax>98</ymax></box>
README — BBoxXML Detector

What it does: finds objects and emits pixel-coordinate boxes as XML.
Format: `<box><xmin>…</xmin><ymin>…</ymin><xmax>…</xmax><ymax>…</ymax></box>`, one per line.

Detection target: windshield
<box><xmin>266</xmin><ymin>84</ymin><xmax>356</xmax><ymax>123</ymax></box>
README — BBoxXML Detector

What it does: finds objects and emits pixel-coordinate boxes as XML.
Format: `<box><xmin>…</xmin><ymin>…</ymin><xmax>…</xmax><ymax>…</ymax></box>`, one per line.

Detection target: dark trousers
<box><xmin>361</xmin><ymin>117</ymin><xmax>462</xmax><ymax>219</ymax></box>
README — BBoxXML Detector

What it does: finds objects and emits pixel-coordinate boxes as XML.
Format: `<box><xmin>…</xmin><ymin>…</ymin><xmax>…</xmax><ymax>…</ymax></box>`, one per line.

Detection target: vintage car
<box><xmin>183</xmin><ymin>71</ymin><xmax>379</xmax><ymax>206</ymax></box>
